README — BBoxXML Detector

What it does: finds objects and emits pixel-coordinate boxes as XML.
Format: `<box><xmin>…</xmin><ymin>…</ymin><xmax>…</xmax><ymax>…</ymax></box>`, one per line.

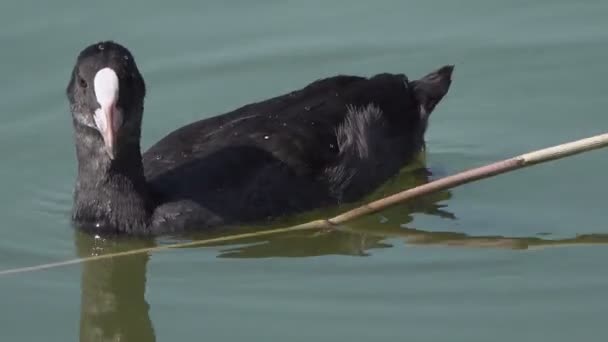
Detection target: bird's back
<box><xmin>142</xmin><ymin>72</ymin><xmax>420</xmax><ymax>225</ymax></box>
<box><xmin>143</xmin><ymin>73</ymin><xmax>414</xmax><ymax>178</ymax></box>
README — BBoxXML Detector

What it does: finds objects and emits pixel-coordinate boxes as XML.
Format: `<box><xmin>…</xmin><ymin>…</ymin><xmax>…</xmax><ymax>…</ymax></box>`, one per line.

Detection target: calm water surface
<box><xmin>1</xmin><ymin>0</ymin><xmax>608</xmax><ymax>341</ymax></box>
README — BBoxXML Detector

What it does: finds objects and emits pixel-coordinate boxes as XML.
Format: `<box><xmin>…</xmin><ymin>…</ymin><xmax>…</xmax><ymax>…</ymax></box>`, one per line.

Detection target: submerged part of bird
<box><xmin>66</xmin><ymin>40</ymin><xmax>454</xmax><ymax>236</ymax></box>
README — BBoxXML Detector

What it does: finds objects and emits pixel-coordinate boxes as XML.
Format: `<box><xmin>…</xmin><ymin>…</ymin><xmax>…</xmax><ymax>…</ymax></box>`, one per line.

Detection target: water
<box><xmin>1</xmin><ymin>0</ymin><xmax>608</xmax><ymax>340</ymax></box>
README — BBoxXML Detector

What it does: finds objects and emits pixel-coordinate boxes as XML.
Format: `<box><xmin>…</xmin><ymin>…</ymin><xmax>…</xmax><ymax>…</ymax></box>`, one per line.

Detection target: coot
<box><xmin>66</xmin><ymin>41</ymin><xmax>454</xmax><ymax>235</ymax></box>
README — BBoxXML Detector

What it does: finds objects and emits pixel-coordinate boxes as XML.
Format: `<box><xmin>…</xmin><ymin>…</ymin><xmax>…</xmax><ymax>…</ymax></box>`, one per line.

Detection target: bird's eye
<box><xmin>78</xmin><ymin>76</ymin><xmax>87</xmax><ymax>88</ymax></box>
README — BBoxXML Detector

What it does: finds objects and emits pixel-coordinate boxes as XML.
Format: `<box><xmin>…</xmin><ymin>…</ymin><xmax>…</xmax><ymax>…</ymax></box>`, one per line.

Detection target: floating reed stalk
<box><xmin>2</xmin><ymin>132</ymin><xmax>608</xmax><ymax>276</ymax></box>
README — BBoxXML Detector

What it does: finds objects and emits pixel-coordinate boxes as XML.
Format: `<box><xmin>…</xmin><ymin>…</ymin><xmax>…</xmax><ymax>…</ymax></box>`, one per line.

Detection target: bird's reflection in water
<box><xmin>75</xmin><ymin>231</ymin><xmax>156</xmax><ymax>342</ymax></box>
<box><xmin>73</xmin><ymin>164</ymin><xmax>608</xmax><ymax>341</ymax></box>
<box><xmin>73</xmin><ymin>165</ymin><xmax>450</xmax><ymax>341</ymax></box>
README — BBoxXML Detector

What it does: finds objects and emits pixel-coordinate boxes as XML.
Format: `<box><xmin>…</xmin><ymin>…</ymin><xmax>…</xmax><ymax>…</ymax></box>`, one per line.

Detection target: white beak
<box><xmin>93</xmin><ymin>67</ymin><xmax>122</xmax><ymax>159</ymax></box>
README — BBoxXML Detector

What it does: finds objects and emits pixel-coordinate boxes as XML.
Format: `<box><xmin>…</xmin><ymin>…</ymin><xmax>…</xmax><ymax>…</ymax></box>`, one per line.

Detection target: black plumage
<box><xmin>66</xmin><ymin>41</ymin><xmax>454</xmax><ymax>235</ymax></box>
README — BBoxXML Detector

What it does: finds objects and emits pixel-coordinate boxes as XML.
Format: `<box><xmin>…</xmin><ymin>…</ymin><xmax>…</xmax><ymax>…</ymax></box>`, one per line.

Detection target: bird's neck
<box><xmin>72</xmin><ymin>124</ymin><xmax>153</xmax><ymax>235</ymax></box>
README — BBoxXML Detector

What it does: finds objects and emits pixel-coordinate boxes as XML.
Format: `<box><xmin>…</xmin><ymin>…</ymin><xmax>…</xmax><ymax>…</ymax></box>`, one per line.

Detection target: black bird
<box><xmin>66</xmin><ymin>41</ymin><xmax>454</xmax><ymax>235</ymax></box>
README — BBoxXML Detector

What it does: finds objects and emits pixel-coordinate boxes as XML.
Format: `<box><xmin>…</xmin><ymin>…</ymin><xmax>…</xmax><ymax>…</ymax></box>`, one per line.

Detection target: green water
<box><xmin>1</xmin><ymin>0</ymin><xmax>608</xmax><ymax>341</ymax></box>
